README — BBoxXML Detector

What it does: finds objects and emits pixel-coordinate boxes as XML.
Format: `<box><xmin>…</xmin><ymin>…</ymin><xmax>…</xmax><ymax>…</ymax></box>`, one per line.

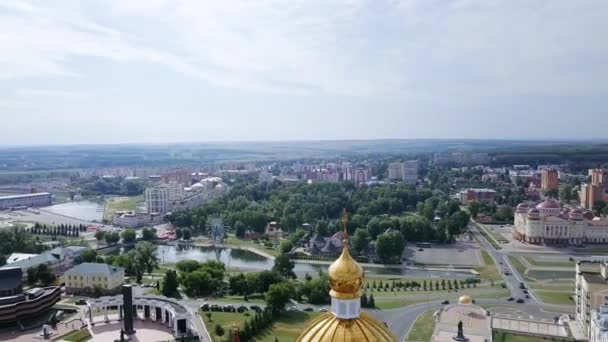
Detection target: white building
<box><xmin>514</xmin><ymin>200</ymin><xmax>608</xmax><ymax>245</ymax></box>
<box><xmin>64</xmin><ymin>263</ymin><xmax>124</xmax><ymax>295</ymax></box>
<box><xmin>146</xmin><ymin>186</ymin><xmax>169</xmax><ymax>214</ymax></box>
<box><xmin>388</xmin><ymin>161</ymin><xmax>418</xmax><ymax>184</ymax></box>
<box><xmin>0</xmin><ymin>246</ymin><xmax>85</xmax><ymax>278</ymax></box>
<box><xmin>591</xmin><ymin>306</ymin><xmax>608</xmax><ymax>342</ymax></box>
<box><xmin>112</xmin><ymin>211</ymin><xmax>164</xmax><ymax>228</ymax></box>
<box><xmin>576</xmin><ymin>261</ymin><xmax>608</xmax><ymax>338</ymax></box>
<box><xmin>0</xmin><ymin>192</ymin><xmax>52</xmax><ymax>209</ymax></box>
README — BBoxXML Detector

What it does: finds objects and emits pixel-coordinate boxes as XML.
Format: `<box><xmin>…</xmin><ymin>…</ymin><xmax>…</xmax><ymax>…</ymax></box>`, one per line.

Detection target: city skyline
<box><xmin>1</xmin><ymin>1</ymin><xmax>608</xmax><ymax>145</ymax></box>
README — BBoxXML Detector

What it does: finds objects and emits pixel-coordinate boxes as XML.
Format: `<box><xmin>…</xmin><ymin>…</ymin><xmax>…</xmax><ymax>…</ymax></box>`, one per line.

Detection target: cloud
<box><xmin>0</xmin><ymin>0</ymin><xmax>607</xmax><ymax>98</ymax></box>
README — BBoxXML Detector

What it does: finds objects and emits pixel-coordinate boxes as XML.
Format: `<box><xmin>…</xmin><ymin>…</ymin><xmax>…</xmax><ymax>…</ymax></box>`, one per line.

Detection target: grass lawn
<box><xmin>523</xmin><ymin>257</ymin><xmax>574</xmax><ymax>268</ymax></box>
<box><xmin>476</xmin><ymin>250</ymin><xmax>501</xmax><ymax>282</ymax></box>
<box><xmin>508</xmin><ymin>256</ymin><xmax>528</xmax><ymax>279</ymax></box>
<box><xmin>374</xmin><ymin>286</ymin><xmax>510</xmax><ymax>309</ymax></box>
<box><xmin>223</xmin><ymin>236</ymin><xmax>280</xmax><ymax>257</ymax></box>
<box><xmin>534</xmin><ymin>290</ymin><xmax>573</xmax><ymax>305</ymax></box>
<box><xmin>493</xmin><ymin>332</ymin><xmax>559</xmax><ymax>342</ymax></box>
<box><xmin>103</xmin><ymin>196</ymin><xmax>142</xmax><ymax>221</ymax></box>
<box><xmin>475</xmin><ymin>225</ymin><xmax>502</xmax><ymax>250</ymax></box>
<box><xmin>202</xmin><ymin>311</ymin><xmax>249</xmax><ymax>342</ymax></box>
<box><xmin>256</xmin><ymin>311</ymin><xmax>321</xmax><ymax>342</ymax></box>
<box><xmin>202</xmin><ymin>311</ymin><xmax>319</xmax><ymax>342</ymax></box>
<box><xmin>212</xmin><ymin>295</ymin><xmax>266</xmax><ymax>305</ymax></box>
<box><xmin>406</xmin><ymin>310</ymin><xmax>436</xmax><ymax>342</ymax></box>
<box><xmin>63</xmin><ymin>329</ymin><xmax>92</xmax><ymax>342</ymax></box>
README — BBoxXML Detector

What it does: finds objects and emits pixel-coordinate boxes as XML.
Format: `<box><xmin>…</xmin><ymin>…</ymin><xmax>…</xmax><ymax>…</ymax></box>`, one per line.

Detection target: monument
<box><xmin>452</xmin><ymin>320</ymin><xmax>468</xmax><ymax>341</ymax></box>
<box><xmin>122</xmin><ymin>285</ymin><xmax>136</xmax><ymax>335</ymax></box>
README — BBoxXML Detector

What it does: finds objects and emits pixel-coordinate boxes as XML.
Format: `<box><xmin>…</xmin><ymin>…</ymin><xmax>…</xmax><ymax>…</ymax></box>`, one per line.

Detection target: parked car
<box><xmin>237</xmin><ymin>306</ymin><xmax>249</xmax><ymax>313</ymax></box>
<box><xmin>441</xmin><ymin>300</ymin><xmax>450</xmax><ymax>305</ymax></box>
<box><xmin>223</xmin><ymin>305</ymin><xmax>236</xmax><ymax>312</ymax></box>
<box><xmin>210</xmin><ymin>304</ymin><xmax>221</xmax><ymax>312</ymax></box>
<box><xmin>523</xmin><ymin>289</ymin><xmax>528</xmax><ymax>294</ymax></box>
<box><xmin>516</xmin><ymin>299</ymin><xmax>525</xmax><ymax>304</ymax></box>
<box><xmin>418</xmin><ymin>248</ymin><xmax>424</xmax><ymax>252</ymax></box>
<box><xmin>75</xmin><ymin>299</ymin><xmax>87</xmax><ymax>305</ymax></box>
<box><xmin>525</xmin><ymin>294</ymin><xmax>530</xmax><ymax>299</ymax></box>
<box><xmin>519</xmin><ymin>282</ymin><xmax>526</xmax><ymax>289</ymax></box>
<box><xmin>250</xmin><ymin>305</ymin><xmax>262</xmax><ymax>312</ymax></box>
<box><xmin>200</xmin><ymin>303</ymin><xmax>210</xmax><ymax>312</ymax></box>
<box><xmin>304</xmin><ymin>307</ymin><xmax>314</xmax><ymax>312</ymax></box>
<box><xmin>507</xmin><ymin>297</ymin><xmax>514</xmax><ymax>301</ymax></box>
<box><xmin>319</xmin><ymin>308</ymin><xmax>328</xmax><ymax>312</ymax></box>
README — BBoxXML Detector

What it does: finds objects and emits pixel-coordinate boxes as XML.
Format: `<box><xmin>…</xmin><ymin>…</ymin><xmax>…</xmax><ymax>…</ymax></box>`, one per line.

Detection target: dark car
<box><xmin>304</xmin><ymin>307</ymin><xmax>314</xmax><ymax>312</ymax></box>
<box><xmin>525</xmin><ymin>294</ymin><xmax>530</xmax><ymax>299</ymax></box>
<box><xmin>200</xmin><ymin>303</ymin><xmax>210</xmax><ymax>312</ymax></box>
<box><xmin>519</xmin><ymin>282</ymin><xmax>526</xmax><ymax>289</ymax></box>
<box><xmin>516</xmin><ymin>299</ymin><xmax>525</xmax><ymax>304</ymax></box>
<box><xmin>523</xmin><ymin>289</ymin><xmax>528</xmax><ymax>294</ymax></box>
<box><xmin>237</xmin><ymin>306</ymin><xmax>248</xmax><ymax>313</ymax></box>
<box><xmin>441</xmin><ymin>300</ymin><xmax>450</xmax><ymax>305</ymax></box>
<box><xmin>250</xmin><ymin>305</ymin><xmax>262</xmax><ymax>312</ymax></box>
<box><xmin>75</xmin><ymin>299</ymin><xmax>87</xmax><ymax>305</ymax></box>
<box><xmin>418</xmin><ymin>248</ymin><xmax>424</xmax><ymax>251</ymax></box>
<box><xmin>210</xmin><ymin>304</ymin><xmax>221</xmax><ymax>312</ymax></box>
<box><xmin>507</xmin><ymin>297</ymin><xmax>514</xmax><ymax>301</ymax></box>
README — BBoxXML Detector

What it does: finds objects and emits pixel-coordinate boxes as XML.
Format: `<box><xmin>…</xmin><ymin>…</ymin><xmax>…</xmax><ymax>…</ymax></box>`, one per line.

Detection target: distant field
<box><xmin>103</xmin><ymin>196</ymin><xmax>143</xmax><ymax>221</ymax></box>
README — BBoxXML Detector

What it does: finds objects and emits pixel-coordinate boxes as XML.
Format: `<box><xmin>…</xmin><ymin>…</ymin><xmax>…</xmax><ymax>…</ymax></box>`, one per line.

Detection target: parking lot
<box><xmin>402</xmin><ymin>241</ymin><xmax>483</xmax><ymax>266</ymax></box>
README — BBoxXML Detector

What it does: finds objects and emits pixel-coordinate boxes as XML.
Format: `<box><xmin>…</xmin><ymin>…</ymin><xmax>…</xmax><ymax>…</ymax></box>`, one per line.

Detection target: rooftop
<box><xmin>65</xmin><ymin>263</ymin><xmax>123</xmax><ymax>276</ymax></box>
<box><xmin>0</xmin><ymin>192</ymin><xmax>51</xmax><ymax>200</ymax></box>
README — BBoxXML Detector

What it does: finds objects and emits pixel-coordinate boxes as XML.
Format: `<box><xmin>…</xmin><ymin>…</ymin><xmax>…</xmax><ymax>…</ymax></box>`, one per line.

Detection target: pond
<box><xmin>43</xmin><ymin>200</ymin><xmax>104</xmax><ymax>222</ymax></box>
<box><xmin>150</xmin><ymin>244</ymin><xmax>475</xmax><ymax>278</ymax></box>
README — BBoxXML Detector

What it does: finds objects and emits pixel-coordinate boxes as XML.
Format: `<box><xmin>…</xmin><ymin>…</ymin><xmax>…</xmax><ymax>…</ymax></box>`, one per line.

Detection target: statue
<box><xmin>453</xmin><ymin>320</ymin><xmax>468</xmax><ymax>341</ymax></box>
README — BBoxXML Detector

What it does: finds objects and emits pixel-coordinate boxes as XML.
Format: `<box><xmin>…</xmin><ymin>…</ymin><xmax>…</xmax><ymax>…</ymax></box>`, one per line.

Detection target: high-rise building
<box><xmin>575</xmin><ymin>261</ymin><xmax>608</xmax><ymax>338</ymax></box>
<box><xmin>146</xmin><ymin>186</ymin><xmax>169</xmax><ymax>214</ymax></box>
<box><xmin>541</xmin><ymin>169</ymin><xmax>559</xmax><ymax>192</ymax></box>
<box><xmin>580</xmin><ymin>169</ymin><xmax>608</xmax><ymax>209</ymax></box>
<box><xmin>388</xmin><ymin>161</ymin><xmax>418</xmax><ymax>185</ymax></box>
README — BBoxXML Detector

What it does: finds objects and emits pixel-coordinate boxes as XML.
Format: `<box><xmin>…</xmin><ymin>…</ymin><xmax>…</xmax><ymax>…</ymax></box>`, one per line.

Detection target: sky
<box><xmin>1</xmin><ymin>0</ymin><xmax>607</xmax><ymax>145</ymax></box>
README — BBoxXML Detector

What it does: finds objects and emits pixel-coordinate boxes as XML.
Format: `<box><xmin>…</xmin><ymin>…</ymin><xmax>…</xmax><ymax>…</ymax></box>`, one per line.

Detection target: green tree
<box><xmin>375</xmin><ymin>231</ymin><xmax>405</xmax><ymax>263</ymax></box>
<box><xmin>175</xmin><ymin>228</ymin><xmax>183</xmax><ymax>240</ymax></box>
<box><xmin>265</xmin><ymin>281</ymin><xmax>294</xmax><ymax>314</ymax></box>
<box><xmin>133</xmin><ymin>242</ymin><xmax>158</xmax><ymax>282</ymax></box>
<box><xmin>81</xmin><ymin>248</ymin><xmax>98</xmax><ymax>263</ymax></box>
<box><xmin>105</xmin><ymin>232</ymin><xmax>120</xmax><ymax>245</ymax></box>
<box><xmin>121</xmin><ymin>229</ymin><xmax>137</xmax><ymax>244</ymax></box>
<box><xmin>545</xmin><ymin>188</ymin><xmax>559</xmax><ymax>199</ymax></box>
<box><xmin>272</xmin><ymin>253</ymin><xmax>296</xmax><ymax>279</ymax></box>
<box><xmin>182</xmin><ymin>228</ymin><xmax>192</xmax><ymax>240</ymax></box>
<box><xmin>467</xmin><ymin>201</ymin><xmax>480</xmax><ymax>219</ymax></box>
<box><xmin>142</xmin><ymin>227</ymin><xmax>157</xmax><ymax>241</ymax></box>
<box><xmin>214</xmin><ymin>324</ymin><xmax>225</xmax><ymax>339</ymax></box>
<box><xmin>351</xmin><ymin>228</ymin><xmax>369</xmax><ymax>254</ymax></box>
<box><xmin>234</xmin><ymin>220</ymin><xmax>246</xmax><ymax>238</ymax></box>
<box><xmin>94</xmin><ymin>230</ymin><xmax>106</xmax><ymax>242</ymax></box>
<box><xmin>162</xmin><ymin>269</ymin><xmax>179</xmax><ymax>297</ymax></box>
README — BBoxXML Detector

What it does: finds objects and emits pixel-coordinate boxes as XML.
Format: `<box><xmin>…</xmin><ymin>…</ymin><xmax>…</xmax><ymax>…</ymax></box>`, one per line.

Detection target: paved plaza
<box><xmin>90</xmin><ymin>320</ymin><xmax>175</xmax><ymax>342</ymax></box>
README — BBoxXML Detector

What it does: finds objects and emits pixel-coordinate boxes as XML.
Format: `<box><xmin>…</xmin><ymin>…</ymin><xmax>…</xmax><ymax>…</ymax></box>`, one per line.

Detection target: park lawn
<box><xmin>534</xmin><ymin>290</ymin><xmax>573</xmax><ymax>305</ymax></box>
<box><xmin>212</xmin><ymin>295</ymin><xmax>266</xmax><ymax>305</ymax></box>
<box><xmin>475</xmin><ymin>250</ymin><xmax>501</xmax><ymax>282</ymax></box>
<box><xmin>374</xmin><ymin>287</ymin><xmax>510</xmax><ymax>309</ymax></box>
<box><xmin>493</xmin><ymin>332</ymin><xmax>554</xmax><ymax>342</ymax></box>
<box><xmin>223</xmin><ymin>236</ymin><xmax>280</xmax><ymax>257</ymax></box>
<box><xmin>63</xmin><ymin>329</ymin><xmax>92</xmax><ymax>342</ymax></box>
<box><xmin>475</xmin><ymin>225</ymin><xmax>502</xmax><ymax>250</ymax></box>
<box><xmin>256</xmin><ymin>311</ymin><xmax>321</xmax><ymax>342</ymax></box>
<box><xmin>103</xmin><ymin>196</ymin><xmax>142</xmax><ymax>221</ymax></box>
<box><xmin>406</xmin><ymin>310</ymin><xmax>436</xmax><ymax>342</ymax></box>
<box><xmin>202</xmin><ymin>311</ymin><xmax>319</xmax><ymax>342</ymax></box>
<box><xmin>202</xmin><ymin>311</ymin><xmax>249</xmax><ymax>342</ymax></box>
<box><xmin>508</xmin><ymin>256</ymin><xmax>528</xmax><ymax>279</ymax></box>
<box><xmin>522</xmin><ymin>257</ymin><xmax>574</xmax><ymax>268</ymax></box>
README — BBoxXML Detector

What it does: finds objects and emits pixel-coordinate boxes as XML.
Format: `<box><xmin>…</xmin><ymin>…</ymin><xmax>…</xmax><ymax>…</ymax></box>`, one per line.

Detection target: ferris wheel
<box><xmin>206</xmin><ymin>214</ymin><xmax>229</xmax><ymax>244</ymax></box>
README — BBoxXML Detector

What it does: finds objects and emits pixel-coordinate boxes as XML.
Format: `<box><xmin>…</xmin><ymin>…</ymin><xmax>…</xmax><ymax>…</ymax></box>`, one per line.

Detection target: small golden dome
<box><xmin>458</xmin><ymin>295</ymin><xmax>473</xmax><ymax>305</ymax></box>
<box><xmin>328</xmin><ymin>212</ymin><xmax>364</xmax><ymax>300</ymax></box>
<box><xmin>296</xmin><ymin>312</ymin><xmax>397</xmax><ymax>342</ymax></box>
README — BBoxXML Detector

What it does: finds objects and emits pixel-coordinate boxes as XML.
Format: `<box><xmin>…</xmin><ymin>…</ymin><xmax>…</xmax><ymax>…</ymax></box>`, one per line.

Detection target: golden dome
<box><xmin>296</xmin><ymin>312</ymin><xmax>397</xmax><ymax>342</ymax></box>
<box><xmin>327</xmin><ymin>211</ymin><xmax>364</xmax><ymax>300</ymax></box>
<box><xmin>458</xmin><ymin>295</ymin><xmax>473</xmax><ymax>305</ymax></box>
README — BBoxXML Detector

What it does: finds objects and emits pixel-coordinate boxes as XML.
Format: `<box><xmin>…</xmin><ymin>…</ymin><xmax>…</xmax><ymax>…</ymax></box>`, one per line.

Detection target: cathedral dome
<box><xmin>296</xmin><ymin>210</ymin><xmax>396</xmax><ymax>342</ymax></box>
<box><xmin>458</xmin><ymin>295</ymin><xmax>473</xmax><ymax>305</ymax></box>
<box><xmin>328</xmin><ymin>239</ymin><xmax>363</xmax><ymax>299</ymax></box>
<box><xmin>296</xmin><ymin>312</ymin><xmax>396</xmax><ymax>342</ymax></box>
